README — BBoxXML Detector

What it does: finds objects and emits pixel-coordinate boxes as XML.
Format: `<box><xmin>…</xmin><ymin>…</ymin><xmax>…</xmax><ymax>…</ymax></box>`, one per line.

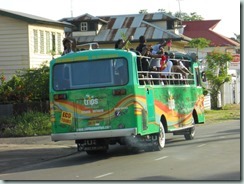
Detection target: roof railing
<box><xmin>76</xmin><ymin>42</ymin><xmax>99</xmax><ymax>50</ymax></box>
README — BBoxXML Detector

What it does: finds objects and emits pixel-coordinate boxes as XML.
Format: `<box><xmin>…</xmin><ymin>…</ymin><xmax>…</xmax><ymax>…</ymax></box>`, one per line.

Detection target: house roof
<box><xmin>182</xmin><ymin>20</ymin><xmax>240</xmax><ymax>47</ymax></box>
<box><xmin>0</xmin><ymin>8</ymin><xmax>73</xmax><ymax>27</ymax></box>
<box><xmin>60</xmin><ymin>13</ymin><xmax>108</xmax><ymax>24</ymax></box>
<box><xmin>62</xmin><ymin>13</ymin><xmax>190</xmax><ymax>44</ymax></box>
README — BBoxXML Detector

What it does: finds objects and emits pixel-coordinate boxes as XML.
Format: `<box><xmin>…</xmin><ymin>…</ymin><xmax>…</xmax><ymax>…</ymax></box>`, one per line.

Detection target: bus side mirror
<box><xmin>201</xmin><ymin>72</ymin><xmax>206</xmax><ymax>82</ymax></box>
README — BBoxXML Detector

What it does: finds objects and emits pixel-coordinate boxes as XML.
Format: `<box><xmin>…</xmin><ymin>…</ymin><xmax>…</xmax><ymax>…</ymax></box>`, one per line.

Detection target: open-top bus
<box><xmin>49</xmin><ymin>48</ymin><xmax>205</xmax><ymax>154</ymax></box>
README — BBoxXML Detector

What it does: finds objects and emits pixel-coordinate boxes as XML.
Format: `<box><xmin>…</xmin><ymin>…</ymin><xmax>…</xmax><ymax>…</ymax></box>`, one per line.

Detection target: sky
<box><xmin>0</xmin><ymin>0</ymin><xmax>241</xmax><ymax>38</ymax></box>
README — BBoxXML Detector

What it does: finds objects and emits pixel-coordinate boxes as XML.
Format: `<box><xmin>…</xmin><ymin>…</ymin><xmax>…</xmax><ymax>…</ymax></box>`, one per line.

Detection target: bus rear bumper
<box><xmin>51</xmin><ymin>128</ymin><xmax>138</xmax><ymax>141</ymax></box>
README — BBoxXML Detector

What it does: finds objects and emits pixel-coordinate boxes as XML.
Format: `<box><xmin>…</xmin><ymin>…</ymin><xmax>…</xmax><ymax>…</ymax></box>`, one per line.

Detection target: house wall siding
<box><xmin>0</xmin><ymin>15</ymin><xmax>66</xmax><ymax>81</ymax></box>
<box><xmin>0</xmin><ymin>16</ymin><xmax>29</xmax><ymax>80</ymax></box>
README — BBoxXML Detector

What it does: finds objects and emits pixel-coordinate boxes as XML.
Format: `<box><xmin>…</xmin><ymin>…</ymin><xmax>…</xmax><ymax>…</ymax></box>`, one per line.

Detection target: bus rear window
<box><xmin>52</xmin><ymin>58</ymin><xmax>128</xmax><ymax>90</ymax></box>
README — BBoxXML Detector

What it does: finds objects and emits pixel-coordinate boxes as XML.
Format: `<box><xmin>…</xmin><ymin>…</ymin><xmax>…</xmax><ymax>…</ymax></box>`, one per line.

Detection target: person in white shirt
<box><xmin>151</xmin><ymin>40</ymin><xmax>166</xmax><ymax>55</ymax></box>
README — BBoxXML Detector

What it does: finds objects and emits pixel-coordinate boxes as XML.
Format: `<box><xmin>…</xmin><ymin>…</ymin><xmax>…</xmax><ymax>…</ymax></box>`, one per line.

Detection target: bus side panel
<box><xmin>50</xmin><ymin>88</ymin><xmax>144</xmax><ymax>135</ymax></box>
<box><xmin>194</xmin><ymin>87</ymin><xmax>205</xmax><ymax>124</ymax></box>
<box><xmin>150</xmin><ymin>86</ymin><xmax>203</xmax><ymax>132</ymax></box>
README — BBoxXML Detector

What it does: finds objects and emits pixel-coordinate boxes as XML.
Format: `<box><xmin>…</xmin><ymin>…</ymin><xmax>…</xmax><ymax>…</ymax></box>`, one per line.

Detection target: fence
<box><xmin>0</xmin><ymin>101</ymin><xmax>50</xmax><ymax>117</ymax></box>
<box><xmin>204</xmin><ymin>94</ymin><xmax>211</xmax><ymax>110</ymax></box>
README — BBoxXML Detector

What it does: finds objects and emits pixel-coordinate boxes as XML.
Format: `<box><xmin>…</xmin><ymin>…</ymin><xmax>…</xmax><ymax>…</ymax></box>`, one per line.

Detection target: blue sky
<box><xmin>0</xmin><ymin>0</ymin><xmax>240</xmax><ymax>38</ymax></box>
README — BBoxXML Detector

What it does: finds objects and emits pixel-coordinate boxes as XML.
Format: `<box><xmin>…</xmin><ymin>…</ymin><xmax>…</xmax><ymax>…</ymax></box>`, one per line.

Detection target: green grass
<box><xmin>204</xmin><ymin>104</ymin><xmax>240</xmax><ymax>123</ymax></box>
<box><xmin>0</xmin><ymin>111</ymin><xmax>51</xmax><ymax>137</ymax></box>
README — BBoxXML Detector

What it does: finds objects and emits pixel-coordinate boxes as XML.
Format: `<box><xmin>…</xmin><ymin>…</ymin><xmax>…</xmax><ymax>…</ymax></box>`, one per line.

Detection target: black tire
<box><xmin>152</xmin><ymin>123</ymin><xmax>166</xmax><ymax>151</ymax></box>
<box><xmin>184</xmin><ymin>121</ymin><xmax>196</xmax><ymax>140</ymax></box>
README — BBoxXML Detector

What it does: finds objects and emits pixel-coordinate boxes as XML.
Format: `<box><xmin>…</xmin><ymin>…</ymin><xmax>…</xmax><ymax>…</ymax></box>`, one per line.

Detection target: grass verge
<box><xmin>204</xmin><ymin>104</ymin><xmax>240</xmax><ymax>124</ymax></box>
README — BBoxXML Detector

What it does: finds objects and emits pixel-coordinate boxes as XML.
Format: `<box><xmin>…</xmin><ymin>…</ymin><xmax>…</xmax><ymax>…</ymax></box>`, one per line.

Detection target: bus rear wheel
<box><xmin>184</xmin><ymin>122</ymin><xmax>196</xmax><ymax>140</ymax></box>
<box><xmin>152</xmin><ymin>123</ymin><xmax>166</xmax><ymax>151</ymax></box>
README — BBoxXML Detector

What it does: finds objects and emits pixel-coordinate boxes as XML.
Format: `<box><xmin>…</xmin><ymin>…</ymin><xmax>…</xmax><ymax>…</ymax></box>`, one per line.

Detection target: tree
<box><xmin>139</xmin><ymin>9</ymin><xmax>148</xmax><ymax>14</ymax></box>
<box><xmin>174</xmin><ymin>12</ymin><xmax>188</xmax><ymax>19</ymax></box>
<box><xmin>174</xmin><ymin>11</ymin><xmax>203</xmax><ymax>21</ymax></box>
<box><xmin>187</xmin><ymin>38</ymin><xmax>211</xmax><ymax>58</ymax></box>
<box><xmin>230</xmin><ymin>33</ymin><xmax>240</xmax><ymax>43</ymax></box>
<box><xmin>234</xmin><ymin>33</ymin><xmax>240</xmax><ymax>42</ymax></box>
<box><xmin>205</xmin><ymin>51</ymin><xmax>233</xmax><ymax>109</ymax></box>
<box><xmin>157</xmin><ymin>9</ymin><xmax>173</xmax><ymax>16</ymax></box>
<box><xmin>120</xmin><ymin>32</ymin><xmax>132</xmax><ymax>50</ymax></box>
<box><xmin>157</xmin><ymin>9</ymin><xmax>166</xmax><ymax>12</ymax></box>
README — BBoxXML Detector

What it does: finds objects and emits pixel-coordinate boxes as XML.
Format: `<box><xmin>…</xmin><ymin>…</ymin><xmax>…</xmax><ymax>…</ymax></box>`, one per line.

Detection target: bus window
<box><xmin>114</xmin><ymin>58</ymin><xmax>128</xmax><ymax>85</ymax></box>
<box><xmin>53</xmin><ymin>64</ymin><xmax>70</xmax><ymax>90</ymax></box>
<box><xmin>195</xmin><ymin>67</ymin><xmax>201</xmax><ymax>86</ymax></box>
<box><xmin>64</xmin><ymin>65</ymin><xmax>70</xmax><ymax>80</ymax></box>
<box><xmin>201</xmin><ymin>71</ymin><xmax>207</xmax><ymax>82</ymax></box>
<box><xmin>52</xmin><ymin>58</ymin><xmax>128</xmax><ymax>91</ymax></box>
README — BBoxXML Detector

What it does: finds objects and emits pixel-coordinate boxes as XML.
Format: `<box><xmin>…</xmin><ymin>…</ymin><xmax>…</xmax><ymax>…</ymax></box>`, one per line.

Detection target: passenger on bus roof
<box><xmin>150</xmin><ymin>46</ymin><xmax>164</xmax><ymax>72</ymax></box>
<box><xmin>170</xmin><ymin>53</ymin><xmax>192</xmax><ymax>79</ymax></box>
<box><xmin>136</xmin><ymin>35</ymin><xmax>147</xmax><ymax>53</ymax></box>
<box><xmin>151</xmin><ymin>40</ymin><xmax>167</xmax><ymax>55</ymax></box>
<box><xmin>62</xmin><ymin>38</ymin><xmax>74</xmax><ymax>56</ymax></box>
<box><xmin>160</xmin><ymin>52</ymin><xmax>173</xmax><ymax>85</ymax></box>
<box><xmin>140</xmin><ymin>46</ymin><xmax>151</xmax><ymax>71</ymax></box>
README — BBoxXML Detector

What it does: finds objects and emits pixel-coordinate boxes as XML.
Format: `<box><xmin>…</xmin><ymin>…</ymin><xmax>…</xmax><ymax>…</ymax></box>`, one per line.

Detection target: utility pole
<box><xmin>176</xmin><ymin>0</ymin><xmax>183</xmax><ymax>25</ymax></box>
<box><xmin>176</xmin><ymin>0</ymin><xmax>183</xmax><ymax>18</ymax></box>
<box><xmin>70</xmin><ymin>0</ymin><xmax>73</xmax><ymax>17</ymax></box>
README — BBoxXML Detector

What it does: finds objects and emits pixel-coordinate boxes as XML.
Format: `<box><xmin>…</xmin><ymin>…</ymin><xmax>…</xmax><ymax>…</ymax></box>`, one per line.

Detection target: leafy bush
<box><xmin>0</xmin><ymin>111</ymin><xmax>51</xmax><ymax>137</ymax></box>
<box><xmin>0</xmin><ymin>62</ymin><xmax>49</xmax><ymax>104</ymax></box>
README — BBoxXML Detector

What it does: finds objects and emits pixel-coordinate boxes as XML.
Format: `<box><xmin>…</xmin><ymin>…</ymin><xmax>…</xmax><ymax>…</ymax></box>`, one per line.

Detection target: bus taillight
<box><xmin>113</xmin><ymin>89</ymin><xmax>126</xmax><ymax>96</ymax></box>
<box><xmin>54</xmin><ymin>94</ymin><xmax>67</xmax><ymax>100</ymax></box>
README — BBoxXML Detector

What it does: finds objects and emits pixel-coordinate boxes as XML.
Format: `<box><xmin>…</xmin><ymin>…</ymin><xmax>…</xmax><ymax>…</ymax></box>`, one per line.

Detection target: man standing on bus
<box><xmin>161</xmin><ymin>52</ymin><xmax>173</xmax><ymax>85</ymax></box>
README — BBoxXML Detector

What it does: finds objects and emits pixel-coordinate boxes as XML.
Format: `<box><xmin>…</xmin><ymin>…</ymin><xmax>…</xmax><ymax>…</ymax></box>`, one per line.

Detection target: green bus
<box><xmin>49</xmin><ymin>48</ymin><xmax>205</xmax><ymax>154</ymax></box>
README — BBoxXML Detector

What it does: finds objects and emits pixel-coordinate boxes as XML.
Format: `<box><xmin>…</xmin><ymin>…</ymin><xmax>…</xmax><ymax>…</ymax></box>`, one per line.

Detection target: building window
<box><xmin>46</xmin><ymin>31</ymin><xmax>50</xmax><ymax>54</ymax></box>
<box><xmin>89</xmin><ymin>22</ymin><xmax>96</xmax><ymax>31</ymax></box>
<box><xmin>52</xmin><ymin>32</ymin><xmax>56</xmax><ymax>53</ymax></box>
<box><xmin>33</xmin><ymin>30</ymin><xmax>62</xmax><ymax>55</ymax></box>
<box><xmin>33</xmin><ymin>30</ymin><xmax>38</xmax><ymax>53</ymax></box>
<box><xmin>80</xmin><ymin>22</ymin><xmax>88</xmax><ymax>31</ymax></box>
<box><xmin>57</xmin><ymin>33</ymin><xmax>62</xmax><ymax>54</ymax></box>
<box><xmin>40</xmin><ymin>30</ymin><xmax>44</xmax><ymax>54</ymax></box>
<box><xmin>167</xmin><ymin>20</ymin><xmax>174</xmax><ymax>29</ymax></box>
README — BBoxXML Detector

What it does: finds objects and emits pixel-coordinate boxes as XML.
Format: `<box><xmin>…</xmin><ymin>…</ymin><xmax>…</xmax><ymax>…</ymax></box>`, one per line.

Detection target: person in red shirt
<box><xmin>160</xmin><ymin>53</ymin><xmax>167</xmax><ymax>71</ymax></box>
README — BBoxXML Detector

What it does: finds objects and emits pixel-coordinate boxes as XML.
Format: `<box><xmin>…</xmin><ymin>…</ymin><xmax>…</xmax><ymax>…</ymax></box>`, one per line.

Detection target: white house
<box><xmin>0</xmin><ymin>8</ymin><xmax>73</xmax><ymax>81</ymax></box>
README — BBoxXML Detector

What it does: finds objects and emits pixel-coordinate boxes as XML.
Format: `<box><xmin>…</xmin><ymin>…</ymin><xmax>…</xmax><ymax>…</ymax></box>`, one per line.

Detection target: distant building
<box><xmin>60</xmin><ymin>13</ymin><xmax>191</xmax><ymax>51</ymax></box>
<box><xmin>182</xmin><ymin>20</ymin><xmax>240</xmax><ymax>58</ymax></box>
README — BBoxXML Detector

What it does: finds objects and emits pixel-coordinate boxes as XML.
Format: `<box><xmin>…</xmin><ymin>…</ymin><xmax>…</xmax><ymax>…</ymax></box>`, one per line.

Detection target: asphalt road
<box><xmin>0</xmin><ymin>120</ymin><xmax>240</xmax><ymax>181</ymax></box>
